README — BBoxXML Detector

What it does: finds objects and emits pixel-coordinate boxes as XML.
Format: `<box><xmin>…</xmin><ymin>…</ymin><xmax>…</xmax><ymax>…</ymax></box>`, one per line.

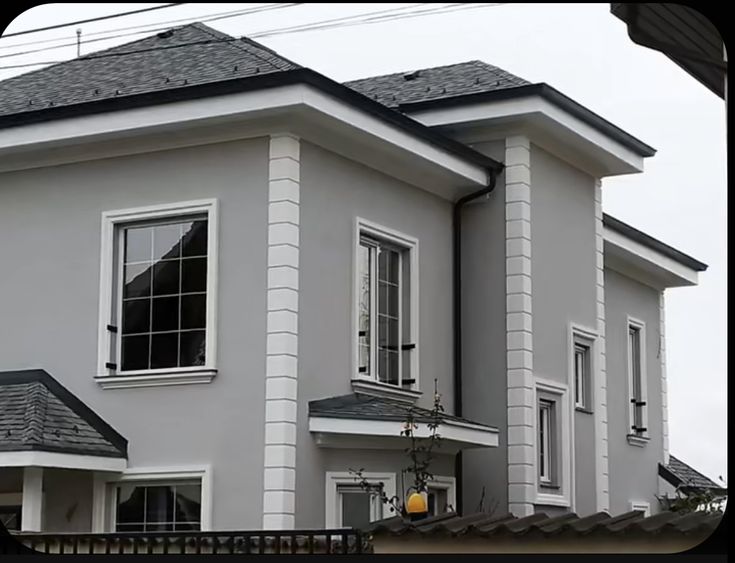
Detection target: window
<box><xmin>325</xmin><ymin>471</ymin><xmax>396</xmax><ymax>528</ymax></box>
<box><xmin>534</xmin><ymin>379</ymin><xmax>571</xmax><ymax>507</ymax></box>
<box><xmin>426</xmin><ymin>476</ymin><xmax>456</xmax><ymax>516</ymax></box>
<box><xmin>355</xmin><ymin>220</ymin><xmax>417</xmax><ymax>390</ymax></box>
<box><xmin>573</xmin><ymin>344</ymin><xmax>589</xmax><ymax>409</ymax></box>
<box><xmin>570</xmin><ymin>325</ymin><xmax>596</xmax><ymax>413</ymax></box>
<box><xmin>0</xmin><ymin>505</ymin><xmax>21</xmax><ymax>531</ymax></box>
<box><xmin>97</xmin><ymin>200</ymin><xmax>218</xmax><ymax>388</ymax></box>
<box><xmin>627</xmin><ymin>318</ymin><xmax>648</xmax><ymax>444</ymax></box>
<box><xmin>114</xmin><ymin>481</ymin><xmax>201</xmax><ymax>532</ymax></box>
<box><xmin>538</xmin><ymin>399</ymin><xmax>555</xmax><ymax>485</ymax></box>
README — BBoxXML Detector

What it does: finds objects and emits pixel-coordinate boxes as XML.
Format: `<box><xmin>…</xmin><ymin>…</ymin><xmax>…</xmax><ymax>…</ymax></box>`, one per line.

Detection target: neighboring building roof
<box><xmin>0</xmin><ymin>369</ymin><xmax>127</xmax><ymax>458</ymax></box>
<box><xmin>344</xmin><ymin>60</ymin><xmax>531</xmax><ymax>108</ymax></box>
<box><xmin>345</xmin><ymin>63</ymin><xmax>656</xmax><ymax>158</ymax></box>
<box><xmin>611</xmin><ymin>4</ymin><xmax>725</xmax><ymax>99</ymax></box>
<box><xmin>0</xmin><ymin>22</ymin><xmax>300</xmax><ymax>120</ymax></box>
<box><xmin>659</xmin><ymin>455</ymin><xmax>726</xmax><ymax>495</ymax></box>
<box><xmin>368</xmin><ymin>509</ymin><xmax>723</xmax><ymax>538</ymax></box>
<box><xmin>0</xmin><ymin>23</ymin><xmax>502</xmax><ymax>176</ymax></box>
<box><xmin>309</xmin><ymin>393</ymin><xmax>494</xmax><ymax>430</ymax></box>
<box><xmin>603</xmin><ymin>214</ymin><xmax>708</xmax><ymax>272</ymax></box>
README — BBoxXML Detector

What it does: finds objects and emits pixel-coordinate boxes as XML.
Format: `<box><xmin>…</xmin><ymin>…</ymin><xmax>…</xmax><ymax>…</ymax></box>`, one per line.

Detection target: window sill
<box><xmin>535</xmin><ymin>491</ymin><xmax>570</xmax><ymax>507</ymax></box>
<box><xmin>627</xmin><ymin>434</ymin><xmax>650</xmax><ymax>448</ymax></box>
<box><xmin>575</xmin><ymin>406</ymin><xmax>594</xmax><ymax>415</ymax></box>
<box><xmin>351</xmin><ymin>378</ymin><xmax>421</xmax><ymax>404</ymax></box>
<box><xmin>95</xmin><ymin>369</ymin><xmax>216</xmax><ymax>389</ymax></box>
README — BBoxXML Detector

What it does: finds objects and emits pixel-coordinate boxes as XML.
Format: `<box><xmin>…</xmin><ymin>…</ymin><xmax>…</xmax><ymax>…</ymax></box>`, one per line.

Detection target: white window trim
<box><xmin>569</xmin><ymin>323</ymin><xmax>597</xmax><ymax>412</ymax></box>
<box><xmin>96</xmin><ymin>199</ymin><xmax>219</xmax><ymax>389</ymax></box>
<box><xmin>325</xmin><ymin>471</ymin><xmax>396</xmax><ymax>528</ymax></box>
<box><xmin>426</xmin><ymin>475</ymin><xmax>457</xmax><ymax>514</ymax></box>
<box><xmin>626</xmin><ymin>316</ymin><xmax>649</xmax><ymax>446</ymax></box>
<box><xmin>630</xmin><ymin>500</ymin><xmax>651</xmax><ymax>517</ymax></box>
<box><xmin>534</xmin><ymin>377</ymin><xmax>572</xmax><ymax>508</ymax></box>
<box><xmin>93</xmin><ymin>465</ymin><xmax>212</xmax><ymax>532</ymax></box>
<box><xmin>351</xmin><ymin>217</ymin><xmax>419</xmax><ymax>394</ymax></box>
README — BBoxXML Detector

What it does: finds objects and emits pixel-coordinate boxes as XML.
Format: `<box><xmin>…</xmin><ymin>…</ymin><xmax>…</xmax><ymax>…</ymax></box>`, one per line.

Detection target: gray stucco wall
<box><xmin>458</xmin><ymin>140</ymin><xmax>509</xmax><ymax>515</ymax></box>
<box><xmin>529</xmin><ymin>144</ymin><xmax>597</xmax><ymax>513</ymax></box>
<box><xmin>604</xmin><ymin>267</ymin><xmax>663</xmax><ymax>515</ymax></box>
<box><xmin>295</xmin><ymin>141</ymin><xmax>456</xmax><ymax>527</ymax></box>
<box><xmin>0</xmin><ymin>138</ymin><xmax>269</xmax><ymax>530</ymax></box>
<box><xmin>43</xmin><ymin>469</ymin><xmax>93</xmax><ymax>532</ymax></box>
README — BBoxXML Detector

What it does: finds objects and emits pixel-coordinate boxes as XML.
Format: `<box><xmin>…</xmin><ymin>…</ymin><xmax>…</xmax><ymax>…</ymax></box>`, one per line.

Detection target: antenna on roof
<box><xmin>76</xmin><ymin>28</ymin><xmax>82</xmax><ymax>57</ymax></box>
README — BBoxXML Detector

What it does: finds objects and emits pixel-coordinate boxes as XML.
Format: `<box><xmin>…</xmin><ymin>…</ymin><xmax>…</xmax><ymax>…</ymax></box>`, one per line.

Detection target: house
<box><xmin>0</xmin><ymin>22</ymin><xmax>710</xmax><ymax>536</ymax></box>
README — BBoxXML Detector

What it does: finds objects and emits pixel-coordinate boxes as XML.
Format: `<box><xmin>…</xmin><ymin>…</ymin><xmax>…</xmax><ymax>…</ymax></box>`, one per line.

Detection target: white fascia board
<box><xmin>0</xmin><ymin>84</ymin><xmax>488</xmax><ymax>189</ymax></box>
<box><xmin>0</xmin><ymin>451</ymin><xmax>127</xmax><ymax>472</ymax></box>
<box><xmin>603</xmin><ymin>226</ymin><xmax>699</xmax><ymax>287</ymax></box>
<box><xmin>308</xmin><ymin>416</ymin><xmax>499</xmax><ymax>448</ymax></box>
<box><xmin>407</xmin><ymin>96</ymin><xmax>645</xmax><ymax>176</ymax></box>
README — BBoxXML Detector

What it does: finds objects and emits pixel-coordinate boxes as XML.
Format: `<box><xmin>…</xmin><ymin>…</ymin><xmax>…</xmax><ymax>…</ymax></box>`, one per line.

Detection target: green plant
<box><xmin>657</xmin><ymin>483</ymin><xmax>727</xmax><ymax>515</ymax></box>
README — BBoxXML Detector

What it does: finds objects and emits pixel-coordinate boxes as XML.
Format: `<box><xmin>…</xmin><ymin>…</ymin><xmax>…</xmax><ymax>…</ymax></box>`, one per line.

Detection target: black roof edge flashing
<box><xmin>396</xmin><ymin>83</ymin><xmax>657</xmax><ymax>158</ymax></box>
<box><xmin>0</xmin><ymin>369</ymin><xmax>128</xmax><ymax>457</ymax></box>
<box><xmin>0</xmin><ymin>67</ymin><xmax>503</xmax><ymax>179</ymax></box>
<box><xmin>603</xmin><ymin>214</ymin><xmax>708</xmax><ymax>272</ymax></box>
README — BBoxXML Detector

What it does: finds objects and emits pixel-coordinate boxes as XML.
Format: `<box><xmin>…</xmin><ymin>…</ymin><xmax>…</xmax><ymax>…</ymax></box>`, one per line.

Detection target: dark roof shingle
<box><xmin>0</xmin><ymin>369</ymin><xmax>127</xmax><ymax>458</ymax></box>
<box><xmin>659</xmin><ymin>455</ymin><xmax>725</xmax><ymax>493</ymax></box>
<box><xmin>0</xmin><ymin>22</ymin><xmax>299</xmax><ymax>119</ymax></box>
<box><xmin>344</xmin><ymin>60</ymin><xmax>530</xmax><ymax>108</ymax></box>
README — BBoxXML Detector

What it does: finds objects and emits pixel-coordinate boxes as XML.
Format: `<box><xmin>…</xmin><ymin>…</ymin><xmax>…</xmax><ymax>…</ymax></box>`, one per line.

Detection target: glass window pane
<box><xmin>150</xmin><ymin>332</ymin><xmax>178</xmax><ymax>369</ymax></box>
<box><xmin>153</xmin><ymin>223</ymin><xmax>182</xmax><ymax>261</ymax></box>
<box><xmin>144</xmin><ymin>486</ymin><xmax>174</xmax><ymax>524</ymax></box>
<box><xmin>122</xmin><ymin>335</ymin><xmax>149</xmax><ymax>371</ymax></box>
<box><xmin>341</xmin><ymin>491</ymin><xmax>372</xmax><ymax>529</ymax></box>
<box><xmin>116</xmin><ymin>484</ymin><xmax>145</xmax><ymax>525</ymax></box>
<box><xmin>181</xmin><ymin>220</ymin><xmax>208</xmax><ymax>257</ymax></box>
<box><xmin>180</xmin><ymin>330</ymin><xmax>206</xmax><ymax>367</ymax></box>
<box><xmin>125</xmin><ymin>227</ymin><xmax>152</xmax><ymax>263</ymax></box>
<box><xmin>116</xmin><ymin>523</ymin><xmax>145</xmax><ymax>532</ymax></box>
<box><xmin>387</xmin><ymin>284</ymin><xmax>399</xmax><ymax>318</ymax></box>
<box><xmin>175</xmin><ymin>484</ymin><xmax>202</xmax><ymax>525</ymax></box>
<box><xmin>386</xmin><ymin>249</ymin><xmax>399</xmax><ymax>284</ymax></box>
<box><xmin>151</xmin><ymin>296</ymin><xmax>179</xmax><ymax>332</ymax></box>
<box><xmin>181</xmin><ymin>258</ymin><xmax>207</xmax><ymax>293</ymax></box>
<box><xmin>181</xmin><ymin>294</ymin><xmax>206</xmax><ymax>330</ymax></box>
<box><xmin>123</xmin><ymin>298</ymin><xmax>150</xmax><ymax>335</ymax></box>
<box><xmin>152</xmin><ymin>260</ymin><xmax>181</xmax><ymax>297</ymax></box>
<box><xmin>124</xmin><ymin>263</ymin><xmax>152</xmax><ymax>299</ymax></box>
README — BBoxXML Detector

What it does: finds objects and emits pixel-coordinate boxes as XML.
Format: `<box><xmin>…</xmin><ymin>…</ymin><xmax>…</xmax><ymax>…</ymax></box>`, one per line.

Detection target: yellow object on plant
<box><xmin>406</xmin><ymin>491</ymin><xmax>427</xmax><ymax>514</ymax></box>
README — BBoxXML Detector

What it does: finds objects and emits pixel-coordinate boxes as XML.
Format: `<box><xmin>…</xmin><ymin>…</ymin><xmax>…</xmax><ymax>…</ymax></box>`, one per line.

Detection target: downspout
<box><xmin>453</xmin><ymin>166</ymin><xmax>501</xmax><ymax>515</ymax></box>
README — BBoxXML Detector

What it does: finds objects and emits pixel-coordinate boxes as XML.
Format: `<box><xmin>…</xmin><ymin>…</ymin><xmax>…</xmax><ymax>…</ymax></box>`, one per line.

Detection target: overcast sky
<box><xmin>1</xmin><ymin>4</ymin><xmax>727</xmax><ymax>485</ymax></box>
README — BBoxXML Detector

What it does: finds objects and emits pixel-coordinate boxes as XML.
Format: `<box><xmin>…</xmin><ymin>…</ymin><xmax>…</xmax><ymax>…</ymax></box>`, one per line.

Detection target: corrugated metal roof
<box><xmin>368</xmin><ymin>509</ymin><xmax>722</xmax><ymax>537</ymax></box>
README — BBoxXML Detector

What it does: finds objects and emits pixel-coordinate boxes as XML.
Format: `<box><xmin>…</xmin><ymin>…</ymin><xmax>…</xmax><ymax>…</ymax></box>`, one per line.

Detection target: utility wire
<box><xmin>0</xmin><ymin>3</ymin><xmax>304</xmax><ymax>60</ymax></box>
<box><xmin>0</xmin><ymin>4</ymin><xmax>300</xmax><ymax>50</ymax></box>
<box><xmin>1</xmin><ymin>3</ymin><xmax>186</xmax><ymax>39</ymax></box>
<box><xmin>0</xmin><ymin>3</ymin><xmax>504</xmax><ymax>70</ymax></box>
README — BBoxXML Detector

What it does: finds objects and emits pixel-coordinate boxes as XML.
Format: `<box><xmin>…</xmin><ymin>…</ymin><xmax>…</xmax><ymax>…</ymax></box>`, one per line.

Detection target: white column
<box><xmin>21</xmin><ymin>466</ymin><xmax>44</xmax><ymax>532</ymax></box>
<box><xmin>262</xmin><ymin>133</ymin><xmax>300</xmax><ymax>530</ymax></box>
<box><xmin>504</xmin><ymin>135</ymin><xmax>535</xmax><ymax>517</ymax></box>
<box><xmin>659</xmin><ymin>291</ymin><xmax>669</xmax><ymax>466</ymax></box>
<box><xmin>593</xmin><ymin>180</ymin><xmax>610</xmax><ymax>512</ymax></box>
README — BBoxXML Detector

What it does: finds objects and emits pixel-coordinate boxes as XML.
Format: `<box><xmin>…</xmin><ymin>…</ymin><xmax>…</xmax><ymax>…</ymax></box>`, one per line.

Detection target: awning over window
<box><xmin>309</xmin><ymin>393</ymin><xmax>499</xmax><ymax>453</ymax></box>
<box><xmin>0</xmin><ymin>369</ymin><xmax>127</xmax><ymax>471</ymax></box>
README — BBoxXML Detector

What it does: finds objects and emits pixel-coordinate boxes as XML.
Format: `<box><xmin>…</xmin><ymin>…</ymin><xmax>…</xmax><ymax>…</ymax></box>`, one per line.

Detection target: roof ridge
<box><xmin>22</xmin><ymin>380</ymin><xmax>48</xmax><ymax>446</ymax></box>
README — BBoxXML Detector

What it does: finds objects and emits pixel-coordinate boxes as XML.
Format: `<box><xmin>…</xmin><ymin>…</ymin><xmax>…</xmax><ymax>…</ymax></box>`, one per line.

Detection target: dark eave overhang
<box><xmin>395</xmin><ymin>82</ymin><xmax>656</xmax><ymax>158</ymax></box>
<box><xmin>603</xmin><ymin>214</ymin><xmax>708</xmax><ymax>272</ymax></box>
<box><xmin>611</xmin><ymin>4</ymin><xmax>725</xmax><ymax>99</ymax></box>
<box><xmin>0</xmin><ymin>67</ymin><xmax>503</xmax><ymax>178</ymax></box>
<box><xmin>658</xmin><ymin>463</ymin><xmax>727</xmax><ymax>496</ymax></box>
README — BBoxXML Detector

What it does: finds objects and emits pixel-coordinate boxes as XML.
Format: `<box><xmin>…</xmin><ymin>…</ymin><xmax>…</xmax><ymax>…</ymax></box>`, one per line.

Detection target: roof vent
<box><xmin>157</xmin><ymin>30</ymin><xmax>174</xmax><ymax>39</ymax></box>
<box><xmin>403</xmin><ymin>70</ymin><xmax>420</xmax><ymax>81</ymax></box>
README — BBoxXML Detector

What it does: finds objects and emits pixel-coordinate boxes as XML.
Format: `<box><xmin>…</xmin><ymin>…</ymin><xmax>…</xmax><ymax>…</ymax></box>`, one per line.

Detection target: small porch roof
<box><xmin>0</xmin><ymin>369</ymin><xmax>127</xmax><ymax>471</ymax></box>
<box><xmin>308</xmin><ymin>394</ymin><xmax>499</xmax><ymax>453</ymax></box>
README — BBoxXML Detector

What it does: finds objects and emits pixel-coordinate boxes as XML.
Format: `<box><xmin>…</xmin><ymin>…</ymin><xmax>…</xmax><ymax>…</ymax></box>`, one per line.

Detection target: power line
<box><xmin>0</xmin><ymin>3</ymin><xmax>304</xmax><ymax>60</ymax></box>
<box><xmin>1</xmin><ymin>3</ymin><xmax>186</xmax><ymax>39</ymax></box>
<box><xmin>0</xmin><ymin>3</ymin><xmax>505</xmax><ymax>70</ymax></box>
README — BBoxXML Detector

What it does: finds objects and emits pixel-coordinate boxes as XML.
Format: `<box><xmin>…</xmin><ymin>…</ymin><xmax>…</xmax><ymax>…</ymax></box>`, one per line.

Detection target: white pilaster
<box><xmin>659</xmin><ymin>291</ymin><xmax>669</xmax><ymax>466</ymax></box>
<box><xmin>593</xmin><ymin>180</ymin><xmax>610</xmax><ymax>512</ymax></box>
<box><xmin>504</xmin><ymin>135</ymin><xmax>535</xmax><ymax>517</ymax></box>
<box><xmin>263</xmin><ymin>133</ymin><xmax>300</xmax><ymax>530</ymax></box>
<box><xmin>21</xmin><ymin>466</ymin><xmax>44</xmax><ymax>532</ymax></box>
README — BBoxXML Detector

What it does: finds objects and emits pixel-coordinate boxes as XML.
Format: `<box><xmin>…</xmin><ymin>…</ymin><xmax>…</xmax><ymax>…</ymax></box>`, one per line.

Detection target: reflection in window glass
<box><xmin>115</xmin><ymin>482</ymin><xmax>201</xmax><ymax>532</ymax></box>
<box><xmin>120</xmin><ymin>219</ymin><xmax>207</xmax><ymax>371</ymax></box>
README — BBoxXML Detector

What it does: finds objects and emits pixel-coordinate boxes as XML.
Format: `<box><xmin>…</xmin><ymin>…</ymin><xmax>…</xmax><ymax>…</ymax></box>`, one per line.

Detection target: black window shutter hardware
<box><xmin>107</xmin><ymin>324</ymin><xmax>118</xmax><ymax>333</ymax></box>
<box><xmin>105</xmin><ymin>362</ymin><xmax>117</xmax><ymax>370</ymax></box>
<box><xmin>401</xmin><ymin>343</ymin><xmax>416</xmax><ymax>350</ymax></box>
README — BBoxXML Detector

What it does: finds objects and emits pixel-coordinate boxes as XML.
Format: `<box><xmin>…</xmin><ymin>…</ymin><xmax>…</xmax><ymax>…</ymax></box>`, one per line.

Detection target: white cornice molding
<box><xmin>0</xmin><ymin>451</ymin><xmax>126</xmax><ymax>472</ymax></box>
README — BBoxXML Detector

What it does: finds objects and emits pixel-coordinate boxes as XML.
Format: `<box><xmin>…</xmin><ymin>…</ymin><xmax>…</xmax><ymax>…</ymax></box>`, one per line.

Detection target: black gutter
<box><xmin>603</xmin><ymin>213</ymin><xmax>708</xmax><ymax>271</ymax></box>
<box><xmin>0</xmin><ymin>67</ymin><xmax>503</xmax><ymax>176</ymax></box>
<box><xmin>452</xmin><ymin>167</ymin><xmax>502</xmax><ymax>515</ymax></box>
<box><xmin>396</xmin><ymin>82</ymin><xmax>657</xmax><ymax>158</ymax></box>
